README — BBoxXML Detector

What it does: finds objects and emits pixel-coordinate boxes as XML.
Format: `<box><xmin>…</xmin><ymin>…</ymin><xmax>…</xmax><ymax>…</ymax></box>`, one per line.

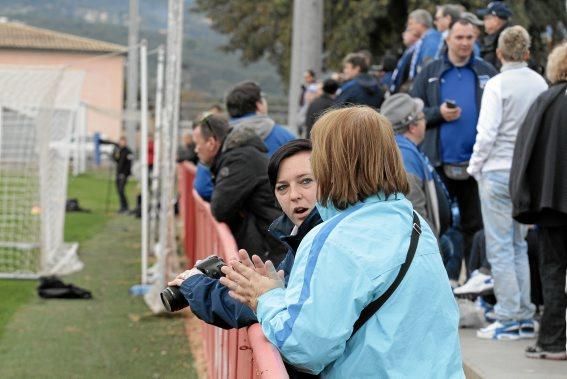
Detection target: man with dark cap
<box><xmin>478</xmin><ymin>1</ymin><xmax>513</xmax><ymax>70</ymax></box>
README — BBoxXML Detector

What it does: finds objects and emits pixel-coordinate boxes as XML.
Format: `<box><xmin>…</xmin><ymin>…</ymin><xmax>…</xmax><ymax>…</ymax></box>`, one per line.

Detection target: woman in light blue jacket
<box><xmin>221</xmin><ymin>106</ymin><xmax>464</xmax><ymax>378</ymax></box>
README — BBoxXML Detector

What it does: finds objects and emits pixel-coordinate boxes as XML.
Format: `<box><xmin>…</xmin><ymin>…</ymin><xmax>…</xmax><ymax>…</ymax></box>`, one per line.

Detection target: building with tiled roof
<box><xmin>0</xmin><ymin>21</ymin><xmax>126</xmax><ymax>53</ymax></box>
<box><xmin>0</xmin><ymin>21</ymin><xmax>127</xmax><ymax>140</ymax></box>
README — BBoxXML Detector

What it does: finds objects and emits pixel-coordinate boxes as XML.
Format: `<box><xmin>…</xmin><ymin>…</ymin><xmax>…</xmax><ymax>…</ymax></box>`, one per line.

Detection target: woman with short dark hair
<box><xmin>221</xmin><ymin>106</ymin><xmax>463</xmax><ymax>378</ymax></box>
<box><xmin>169</xmin><ymin>138</ymin><xmax>320</xmax><ymax>330</ymax></box>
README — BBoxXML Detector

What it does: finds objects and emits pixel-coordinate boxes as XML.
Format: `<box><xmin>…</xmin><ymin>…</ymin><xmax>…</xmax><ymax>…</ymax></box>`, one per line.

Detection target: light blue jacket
<box><xmin>256</xmin><ymin>194</ymin><xmax>464</xmax><ymax>378</ymax></box>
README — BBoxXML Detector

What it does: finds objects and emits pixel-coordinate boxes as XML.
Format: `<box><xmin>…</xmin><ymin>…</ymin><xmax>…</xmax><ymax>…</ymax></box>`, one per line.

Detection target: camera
<box><xmin>160</xmin><ymin>286</ymin><xmax>188</xmax><ymax>312</ymax></box>
<box><xmin>160</xmin><ymin>255</ymin><xmax>227</xmax><ymax>312</ymax></box>
<box><xmin>196</xmin><ymin>255</ymin><xmax>226</xmax><ymax>279</ymax></box>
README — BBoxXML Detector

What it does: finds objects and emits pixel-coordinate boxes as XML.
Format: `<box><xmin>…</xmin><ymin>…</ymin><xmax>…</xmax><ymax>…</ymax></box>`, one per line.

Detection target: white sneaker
<box><xmin>477</xmin><ymin>320</ymin><xmax>520</xmax><ymax>340</ymax></box>
<box><xmin>453</xmin><ymin>270</ymin><xmax>494</xmax><ymax>295</ymax></box>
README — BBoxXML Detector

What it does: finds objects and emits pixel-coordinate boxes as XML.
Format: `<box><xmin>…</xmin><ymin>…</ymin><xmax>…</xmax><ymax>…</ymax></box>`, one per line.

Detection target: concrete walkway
<box><xmin>461</xmin><ymin>329</ymin><xmax>567</xmax><ymax>378</ymax></box>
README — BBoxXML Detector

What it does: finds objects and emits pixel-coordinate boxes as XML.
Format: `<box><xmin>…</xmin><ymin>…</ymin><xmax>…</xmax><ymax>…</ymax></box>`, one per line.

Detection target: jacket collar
<box><xmin>316</xmin><ymin>192</ymin><xmax>405</xmax><ymax>221</ymax></box>
<box><xmin>501</xmin><ymin>61</ymin><xmax>528</xmax><ymax>72</ymax></box>
<box><xmin>442</xmin><ymin>52</ymin><xmax>475</xmax><ymax>69</ymax></box>
<box><xmin>268</xmin><ymin>208</ymin><xmax>323</xmax><ymax>253</ymax></box>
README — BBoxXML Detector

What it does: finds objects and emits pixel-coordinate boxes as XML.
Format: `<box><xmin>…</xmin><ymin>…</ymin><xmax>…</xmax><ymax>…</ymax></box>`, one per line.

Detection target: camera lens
<box><xmin>160</xmin><ymin>286</ymin><xmax>189</xmax><ymax>312</ymax></box>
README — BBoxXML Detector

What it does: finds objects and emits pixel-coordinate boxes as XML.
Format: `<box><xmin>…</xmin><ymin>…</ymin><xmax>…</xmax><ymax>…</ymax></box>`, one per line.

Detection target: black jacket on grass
<box><xmin>210</xmin><ymin>127</ymin><xmax>287</xmax><ymax>265</ymax></box>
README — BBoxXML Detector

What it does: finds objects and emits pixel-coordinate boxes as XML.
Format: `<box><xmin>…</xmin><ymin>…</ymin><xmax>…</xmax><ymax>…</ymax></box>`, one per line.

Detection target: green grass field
<box><xmin>0</xmin><ymin>169</ymin><xmax>197</xmax><ymax>378</ymax></box>
<box><xmin>0</xmin><ymin>170</ymin><xmax>123</xmax><ymax>336</ymax></box>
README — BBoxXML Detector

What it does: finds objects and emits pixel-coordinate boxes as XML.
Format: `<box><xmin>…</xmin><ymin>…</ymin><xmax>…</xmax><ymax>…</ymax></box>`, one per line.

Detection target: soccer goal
<box><xmin>0</xmin><ymin>66</ymin><xmax>85</xmax><ymax>279</ymax></box>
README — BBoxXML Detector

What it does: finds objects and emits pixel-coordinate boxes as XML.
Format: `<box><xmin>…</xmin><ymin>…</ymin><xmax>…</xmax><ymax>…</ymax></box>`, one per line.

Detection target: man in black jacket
<box><xmin>193</xmin><ymin>115</ymin><xmax>287</xmax><ymax>265</ymax></box>
<box><xmin>112</xmin><ymin>136</ymin><xmax>133</xmax><ymax>213</ymax></box>
<box><xmin>410</xmin><ymin>18</ymin><xmax>498</xmax><ymax>269</ymax></box>
<box><xmin>305</xmin><ymin>78</ymin><xmax>339</xmax><ymax>138</ymax></box>
<box><xmin>477</xmin><ymin>1</ymin><xmax>512</xmax><ymax>70</ymax></box>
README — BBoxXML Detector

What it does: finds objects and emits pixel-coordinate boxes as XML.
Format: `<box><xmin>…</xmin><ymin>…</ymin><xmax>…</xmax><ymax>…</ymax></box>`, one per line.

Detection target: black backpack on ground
<box><xmin>37</xmin><ymin>276</ymin><xmax>93</xmax><ymax>299</ymax></box>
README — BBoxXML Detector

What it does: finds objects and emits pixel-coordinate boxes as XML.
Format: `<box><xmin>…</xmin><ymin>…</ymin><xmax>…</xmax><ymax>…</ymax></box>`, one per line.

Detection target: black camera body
<box><xmin>160</xmin><ymin>255</ymin><xmax>227</xmax><ymax>312</ymax></box>
<box><xmin>196</xmin><ymin>255</ymin><xmax>226</xmax><ymax>279</ymax></box>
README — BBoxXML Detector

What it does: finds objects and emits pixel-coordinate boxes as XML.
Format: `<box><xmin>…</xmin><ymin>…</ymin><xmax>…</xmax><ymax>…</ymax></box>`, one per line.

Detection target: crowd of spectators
<box><xmin>170</xmin><ymin>1</ymin><xmax>567</xmax><ymax>376</ymax></box>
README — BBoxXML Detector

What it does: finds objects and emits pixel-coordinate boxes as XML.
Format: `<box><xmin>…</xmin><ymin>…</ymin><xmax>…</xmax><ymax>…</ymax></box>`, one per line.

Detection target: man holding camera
<box><xmin>410</xmin><ymin>18</ymin><xmax>497</xmax><ymax>269</ymax></box>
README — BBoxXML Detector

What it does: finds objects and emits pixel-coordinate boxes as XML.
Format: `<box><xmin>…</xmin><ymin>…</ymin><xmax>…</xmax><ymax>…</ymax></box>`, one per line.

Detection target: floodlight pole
<box><xmin>287</xmin><ymin>0</ymin><xmax>323</xmax><ymax>135</ymax></box>
<box><xmin>140</xmin><ymin>39</ymin><xmax>149</xmax><ymax>285</ymax></box>
<box><xmin>157</xmin><ymin>0</ymin><xmax>184</xmax><ymax>286</ymax></box>
<box><xmin>126</xmin><ymin>0</ymin><xmax>139</xmax><ymax>151</ymax></box>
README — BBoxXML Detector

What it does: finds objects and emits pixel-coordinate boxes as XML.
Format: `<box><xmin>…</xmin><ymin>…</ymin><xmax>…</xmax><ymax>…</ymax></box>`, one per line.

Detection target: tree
<box><xmin>194</xmin><ymin>0</ymin><xmax>566</xmax><ymax>85</ymax></box>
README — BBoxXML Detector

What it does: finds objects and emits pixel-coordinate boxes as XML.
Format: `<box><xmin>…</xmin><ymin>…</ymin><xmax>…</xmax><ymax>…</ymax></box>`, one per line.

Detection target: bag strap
<box><xmin>349</xmin><ymin>211</ymin><xmax>421</xmax><ymax>339</ymax></box>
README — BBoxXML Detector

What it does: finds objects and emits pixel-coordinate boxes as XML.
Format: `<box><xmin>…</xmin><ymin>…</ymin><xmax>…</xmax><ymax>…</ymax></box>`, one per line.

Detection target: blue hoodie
<box><xmin>335</xmin><ymin>73</ymin><xmax>384</xmax><ymax>108</ymax></box>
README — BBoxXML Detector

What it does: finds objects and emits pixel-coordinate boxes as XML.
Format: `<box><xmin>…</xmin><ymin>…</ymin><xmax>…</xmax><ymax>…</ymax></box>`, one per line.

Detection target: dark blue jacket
<box><xmin>409</xmin><ymin>54</ymin><xmax>497</xmax><ymax>167</ymax></box>
<box><xmin>180</xmin><ymin>208</ymin><xmax>323</xmax><ymax>329</ymax></box>
<box><xmin>410</xmin><ymin>28</ymin><xmax>442</xmax><ymax>79</ymax></box>
<box><xmin>390</xmin><ymin>44</ymin><xmax>417</xmax><ymax>94</ymax></box>
<box><xmin>335</xmin><ymin>73</ymin><xmax>384</xmax><ymax>109</ymax></box>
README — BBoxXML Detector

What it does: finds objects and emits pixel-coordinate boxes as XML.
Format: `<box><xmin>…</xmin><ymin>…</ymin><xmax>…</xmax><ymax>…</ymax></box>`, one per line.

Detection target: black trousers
<box><xmin>116</xmin><ymin>173</ymin><xmax>129</xmax><ymax>211</ymax></box>
<box><xmin>537</xmin><ymin>226</ymin><xmax>567</xmax><ymax>352</ymax></box>
<box><xmin>437</xmin><ymin>170</ymin><xmax>483</xmax><ymax>274</ymax></box>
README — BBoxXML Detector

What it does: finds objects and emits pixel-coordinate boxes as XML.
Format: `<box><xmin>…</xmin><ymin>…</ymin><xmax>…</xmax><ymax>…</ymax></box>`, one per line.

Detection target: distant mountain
<box><xmin>0</xmin><ymin>0</ymin><xmax>285</xmax><ymax>99</ymax></box>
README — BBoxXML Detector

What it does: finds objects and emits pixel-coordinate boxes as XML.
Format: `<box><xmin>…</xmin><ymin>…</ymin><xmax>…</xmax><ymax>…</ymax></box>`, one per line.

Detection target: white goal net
<box><xmin>0</xmin><ymin>66</ymin><xmax>85</xmax><ymax>279</ymax></box>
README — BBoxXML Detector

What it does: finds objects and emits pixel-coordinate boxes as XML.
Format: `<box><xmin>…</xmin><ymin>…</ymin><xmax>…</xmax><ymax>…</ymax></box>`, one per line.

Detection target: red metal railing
<box><xmin>177</xmin><ymin>162</ymin><xmax>288</xmax><ymax>379</ymax></box>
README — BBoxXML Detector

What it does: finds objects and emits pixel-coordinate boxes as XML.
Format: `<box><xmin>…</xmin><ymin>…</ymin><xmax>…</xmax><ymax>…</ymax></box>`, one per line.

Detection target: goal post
<box><xmin>0</xmin><ymin>66</ymin><xmax>85</xmax><ymax>279</ymax></box>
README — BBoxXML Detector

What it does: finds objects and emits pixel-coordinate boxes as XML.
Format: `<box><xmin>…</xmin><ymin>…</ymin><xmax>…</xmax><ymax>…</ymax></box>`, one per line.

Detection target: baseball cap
<box><xmin>461</xmin><ymin>12</ymin><xmax>484</xmax><ymax>27</ymax></box>
<box><xmin>380</xmin><ymin>93</ymin><xmax>424</xmax><ymax>133</ymax></box>
<box><xmin>477</xmin><ymin>1</ymin><xmax>512</xmax><ymax>19</ymax></box>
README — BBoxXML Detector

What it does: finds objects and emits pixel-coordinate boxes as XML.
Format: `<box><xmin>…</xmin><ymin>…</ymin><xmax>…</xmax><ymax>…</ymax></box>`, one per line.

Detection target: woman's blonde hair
<box><xmin>498</xmin><ymin>26</ymin><xmax>530</xmax><ymax>62</ymax></box>
<box><xmin>546</xmin><ymin>42</ymin><xmax>567</xmax><ymax>84</ymax></box>
<box><xmin>311</xmin><ymin>106</ymin><xmax>409</xmax><ymax>210</ymax></box>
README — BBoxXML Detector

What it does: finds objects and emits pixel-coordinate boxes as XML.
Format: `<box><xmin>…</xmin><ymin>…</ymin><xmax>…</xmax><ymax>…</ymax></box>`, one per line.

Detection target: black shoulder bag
<box><xmin>350</xmin><ymin>211</ymin><xmax>421</xmax><ymax>338</ymax></box>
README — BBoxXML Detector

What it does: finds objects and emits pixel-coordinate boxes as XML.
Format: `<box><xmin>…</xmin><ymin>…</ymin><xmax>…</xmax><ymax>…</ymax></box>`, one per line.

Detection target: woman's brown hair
<box><xmin>311</xmin><ymin>106</ymin><xmax>409</xmax><ymax>210</ymax></box>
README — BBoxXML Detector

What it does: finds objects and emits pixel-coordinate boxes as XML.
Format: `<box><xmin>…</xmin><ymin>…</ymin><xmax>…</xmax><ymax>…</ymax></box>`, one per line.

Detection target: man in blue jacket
<box><xmin>407</xmin><ymin>9</ymin><xmax>442</xmax><ymax>80</ymax></box>
<box><xmin>194</xmin><ymin>81</ymin><xmax>295</xmax><ymax>200</ymax></box>
<box><xmin>410</xmin><ymin>18</ymin><xmax>498</xmax><ymax>271</ymax></box>
<box><xmin>335</xmin><ymin>52</ymin><xmax>383</xmax><ymax>108</ymax></box>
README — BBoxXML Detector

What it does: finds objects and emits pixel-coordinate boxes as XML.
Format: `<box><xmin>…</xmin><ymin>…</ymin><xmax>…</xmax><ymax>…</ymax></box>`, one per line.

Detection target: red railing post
<box><xmin>177</xmin><ymin>166</ymin><xmax>289</xmax><ymax>379</ymax></box>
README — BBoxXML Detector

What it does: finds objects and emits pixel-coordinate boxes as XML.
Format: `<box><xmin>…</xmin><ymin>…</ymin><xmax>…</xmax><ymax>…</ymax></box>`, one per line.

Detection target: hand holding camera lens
<box><xmin>161</xmin><ymin>255</ymin><xmax>227</xmax><ymax>312</ymax></box>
